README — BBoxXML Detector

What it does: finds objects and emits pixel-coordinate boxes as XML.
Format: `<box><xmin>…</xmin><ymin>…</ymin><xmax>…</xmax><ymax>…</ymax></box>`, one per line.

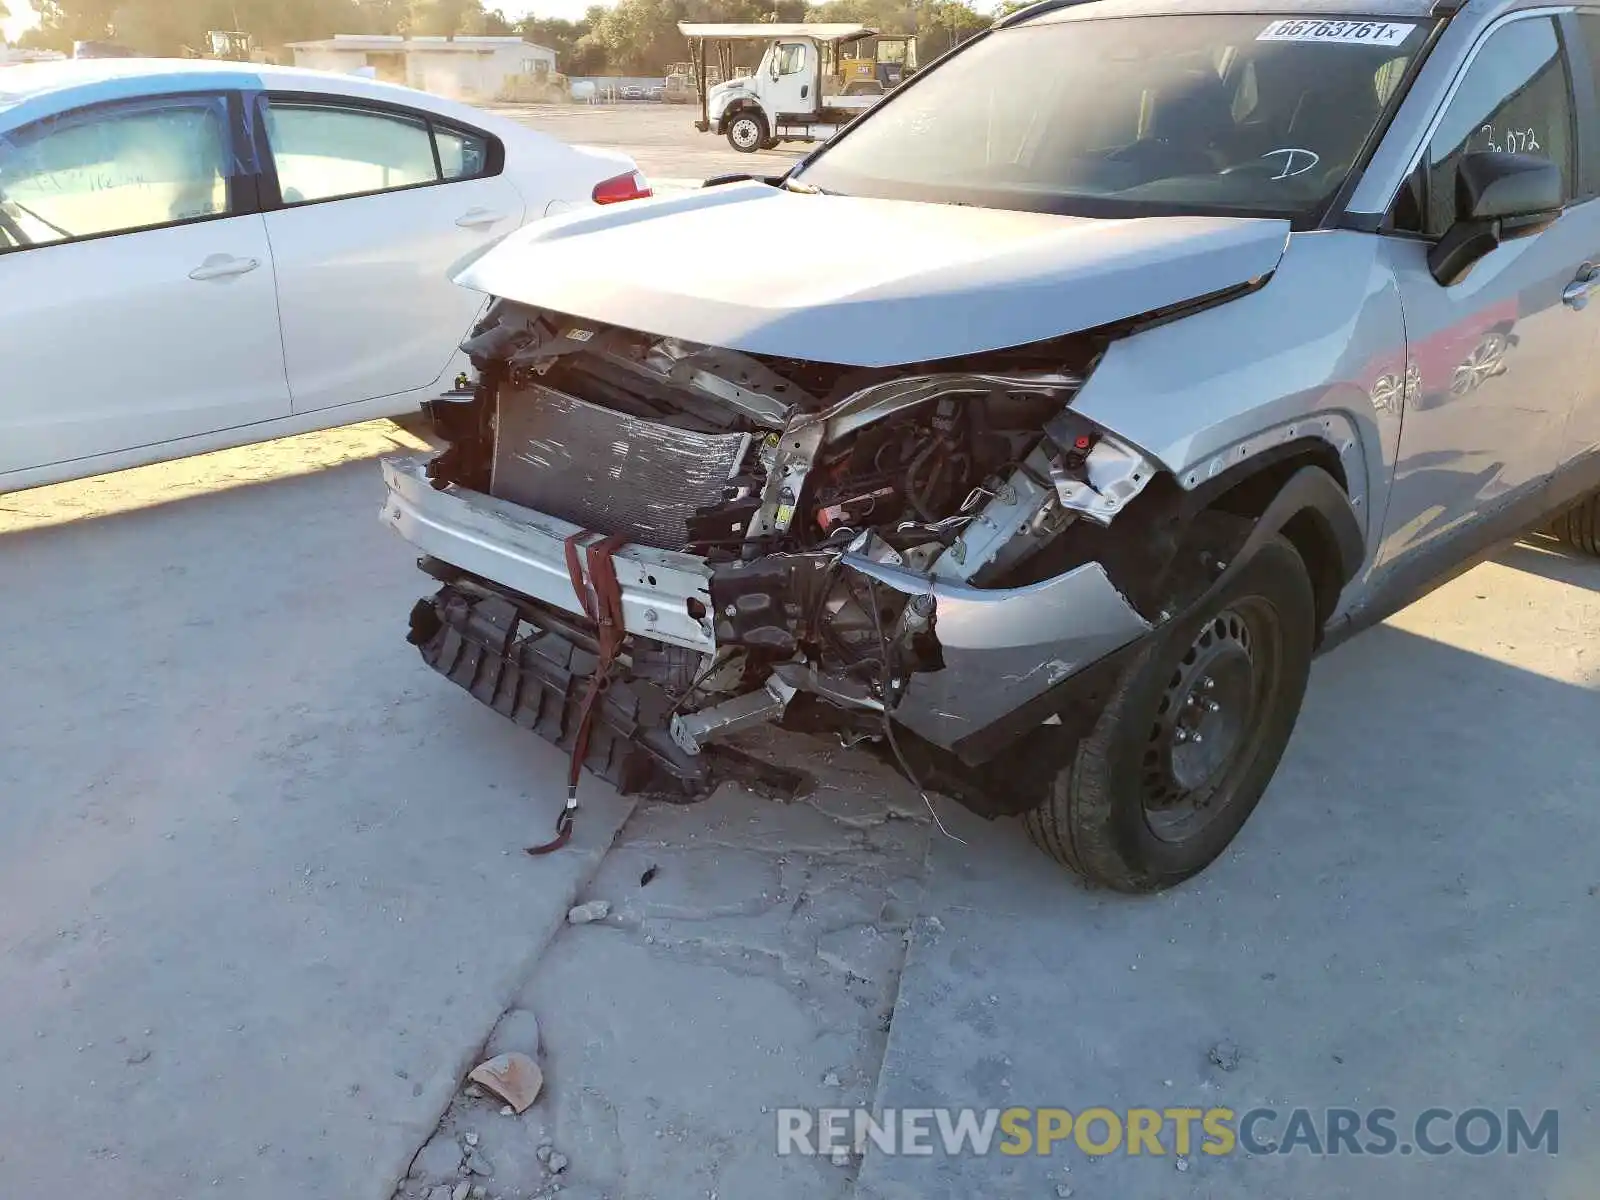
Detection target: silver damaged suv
<box><xmin>382</xmin><ymin>0</ymin><xmax>1600</xmax><ymax>891</ymax></box>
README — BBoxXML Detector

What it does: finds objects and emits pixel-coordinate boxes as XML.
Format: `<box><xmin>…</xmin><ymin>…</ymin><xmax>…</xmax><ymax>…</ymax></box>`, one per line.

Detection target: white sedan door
<box><xmin>0</xmin><ymin>94</ymin><xmax>289</xmax><ymax>482</ymax></box>
<box><xmin>256</xmin><ymin>95</ymin><xmax>527</xmax><ymax>414</ymax></box>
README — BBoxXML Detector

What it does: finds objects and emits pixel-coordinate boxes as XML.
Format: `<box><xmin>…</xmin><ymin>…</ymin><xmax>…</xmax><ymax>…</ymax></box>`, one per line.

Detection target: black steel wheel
<box><xmin>1024</xmin><ymin>530</ymin><xmax>1316</xmax><ymax>892</ymax></box>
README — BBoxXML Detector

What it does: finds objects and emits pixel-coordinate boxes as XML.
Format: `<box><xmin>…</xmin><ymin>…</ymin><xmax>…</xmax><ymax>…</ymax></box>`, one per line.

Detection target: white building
<box><xmin>286</xmin><ymin>35</ymin><xmax>557</xmax><ymax>102</ymax></box>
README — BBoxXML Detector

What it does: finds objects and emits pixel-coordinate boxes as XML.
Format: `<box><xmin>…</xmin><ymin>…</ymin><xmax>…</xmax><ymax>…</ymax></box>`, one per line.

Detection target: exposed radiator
<box><xmin>491</xmin><ymin>382</ymin><xmax>749</xmax><ymax>550</ymax></box>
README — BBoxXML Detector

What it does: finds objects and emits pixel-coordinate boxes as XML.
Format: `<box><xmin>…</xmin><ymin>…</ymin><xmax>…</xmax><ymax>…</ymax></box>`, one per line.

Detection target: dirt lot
<box><xmin>486</xmin><ymin>102</ymin><xmax>807</xmax><ymax>186</ymax></box>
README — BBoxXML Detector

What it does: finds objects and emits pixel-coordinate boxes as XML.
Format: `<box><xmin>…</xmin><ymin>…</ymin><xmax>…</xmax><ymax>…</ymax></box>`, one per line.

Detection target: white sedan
<box><xmin>0</xmin><ymin>59</ymin><xmax>651</xmax><ymax>493</ymax></box>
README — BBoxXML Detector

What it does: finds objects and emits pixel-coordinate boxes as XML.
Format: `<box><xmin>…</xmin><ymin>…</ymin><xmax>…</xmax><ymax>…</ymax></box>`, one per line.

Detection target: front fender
<box><xmin>1070</xmin><ymin>228</ymin><xmax>1406</xmax><ymax>587</ymax></box>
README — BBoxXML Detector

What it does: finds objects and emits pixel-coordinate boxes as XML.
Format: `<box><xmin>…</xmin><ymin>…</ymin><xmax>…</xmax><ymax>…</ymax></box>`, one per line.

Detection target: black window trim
<box><xmin>1376</xmin><ymin>8</ymin><xmax>1588</xmax><ymax>240</ymax></box>
<box><xmin>252</xmin><ymin>90</ymin><xmax>505</xmax><ymax>212</ymax></box>
<box><xmin>0</xmin><ymin>89</ymin><xmax>255</xmax><ymax>258</ymax></box>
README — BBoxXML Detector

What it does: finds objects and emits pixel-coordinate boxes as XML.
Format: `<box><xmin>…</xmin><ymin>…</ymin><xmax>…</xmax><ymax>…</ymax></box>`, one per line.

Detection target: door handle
<box><xmin>455</xmin><ymin>209</ymin><xmax>507</xmax><ymax>229</ymax></box>
<box><xmin>188</xmin><ymin>255</ymin><xmax>260</xmax><ymax>281</ymax></box>
<box><xmin>1563</xmin><ymin>263</ymin><xmax>1600</xmax><ymax>309</ymax></box>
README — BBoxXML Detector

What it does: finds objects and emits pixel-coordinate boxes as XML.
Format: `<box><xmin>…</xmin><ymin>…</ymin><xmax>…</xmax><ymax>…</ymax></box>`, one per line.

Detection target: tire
<box><xmin>726</xmin><ymin>112</ymin><xmax>767</xmax><ymax>153</ymax></box>
<box><xmin>1549</xmin><ymin>491</ymin><xmax>1600</xmax><ymax>556</ymax></box>
<box><xmin>1023</xmin><ymin>532</ymin><xmax>1316</xmax><ymax>892</ymax></box>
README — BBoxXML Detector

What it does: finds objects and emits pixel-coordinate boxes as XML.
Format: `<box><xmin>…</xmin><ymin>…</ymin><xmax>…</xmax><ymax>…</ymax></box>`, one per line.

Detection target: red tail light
<box><xmin>591</xmin><ymin>170</ymin><xmax>652</xmax><ymax>205</ymax></box>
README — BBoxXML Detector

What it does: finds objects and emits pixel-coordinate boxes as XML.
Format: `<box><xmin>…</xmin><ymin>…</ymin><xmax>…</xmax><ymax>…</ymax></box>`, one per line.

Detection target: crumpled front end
<box><xmin>384</xmin><ymin>300</ymin><xmax>1183</xmax><ymax>812</ymax></box>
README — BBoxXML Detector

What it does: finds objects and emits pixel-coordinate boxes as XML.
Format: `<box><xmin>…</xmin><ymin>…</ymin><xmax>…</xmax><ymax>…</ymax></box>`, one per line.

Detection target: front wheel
<box><xmin>1023</xmin><ymin>532</ymin><xmax>1316</xmax><ymax>892</ymax></box>
<box><xmin>726</xmin><ymin>112</ymin><xmax>767</xmax><ymax>153</ymax></box>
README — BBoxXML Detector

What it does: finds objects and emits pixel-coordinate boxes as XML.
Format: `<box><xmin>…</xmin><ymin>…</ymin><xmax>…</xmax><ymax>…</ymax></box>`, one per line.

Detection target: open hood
<box><xmin>454</xmin><ymin>181</ymin><xmax>1290</xmax><ymax>368</ymax></box>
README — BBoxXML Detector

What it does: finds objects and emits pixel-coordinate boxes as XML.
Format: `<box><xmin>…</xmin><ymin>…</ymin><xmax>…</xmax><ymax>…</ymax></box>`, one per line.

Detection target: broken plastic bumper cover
<box><xmin>384</xmin><ymin>453</ymin><xmax>1154</xmax><ymax>793</ymax></box>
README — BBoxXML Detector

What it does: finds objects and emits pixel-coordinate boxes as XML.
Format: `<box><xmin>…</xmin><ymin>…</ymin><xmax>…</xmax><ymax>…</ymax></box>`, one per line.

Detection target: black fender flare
<box><xmin>1182</xmin><ymin>465</ymin><xmax>1364</xmax><ymax>625</ymax></box>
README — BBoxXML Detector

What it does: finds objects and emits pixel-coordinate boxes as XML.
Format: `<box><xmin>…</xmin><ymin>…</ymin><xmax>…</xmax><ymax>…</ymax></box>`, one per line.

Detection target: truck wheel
<box><xmin>1023</xmin><ymin>532</ymin><xmax>1316</xmax><ymax>892</ymax></box>
<box><xmin>1549</xmin><ymin>491</ymin><xmax>1600</xmax><ymax>556</ymax></box>
<box><xmin>727</xmin><ymin>113</ymin><xmax>767</xmax><ymax>153</ymax></box>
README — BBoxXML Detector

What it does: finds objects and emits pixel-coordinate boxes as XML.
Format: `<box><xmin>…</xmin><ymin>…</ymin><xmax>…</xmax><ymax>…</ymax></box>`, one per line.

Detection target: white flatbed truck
<box><xmin>676</xmin><ymin>22</ymin><xmax>893</xmax><ymax>153</ymax></box>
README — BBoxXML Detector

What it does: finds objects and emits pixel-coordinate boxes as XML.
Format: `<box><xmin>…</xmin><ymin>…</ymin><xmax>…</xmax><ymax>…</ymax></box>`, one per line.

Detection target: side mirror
<box><xmin>770</xmin><ymin>53</ymin><xmax>781</xmax><ymax>80</ymax></box>
<box><xmin>1429</xmin><ymin>152</ymin><xmax>1563</xmax><ymax>286</ymax></box>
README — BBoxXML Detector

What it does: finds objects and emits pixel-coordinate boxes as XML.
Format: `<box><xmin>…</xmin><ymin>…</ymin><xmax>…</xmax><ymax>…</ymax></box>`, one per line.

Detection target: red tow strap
<box><xmin>526</xmin><ymin>530</ymin><xmax>630</xmax><ymax>856</ymax></box>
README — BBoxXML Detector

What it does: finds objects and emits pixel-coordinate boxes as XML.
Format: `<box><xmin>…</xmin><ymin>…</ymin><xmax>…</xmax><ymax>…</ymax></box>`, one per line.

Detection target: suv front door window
<box><xmin>1378</xmin><ymin>15</ymin><xmax>1599</xmax><ymax>568</ymax></box>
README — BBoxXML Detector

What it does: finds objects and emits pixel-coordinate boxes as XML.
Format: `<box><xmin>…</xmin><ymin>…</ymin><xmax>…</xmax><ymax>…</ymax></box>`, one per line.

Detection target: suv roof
<box><xmin>1002</xmin><ymin>0</ymin><xmax>1448</xmax><ymax>26</ymax></box>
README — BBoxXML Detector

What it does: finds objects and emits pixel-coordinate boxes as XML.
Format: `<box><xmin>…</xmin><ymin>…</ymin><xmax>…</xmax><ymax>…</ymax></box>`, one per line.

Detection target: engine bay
<box><xmin>414</xmin><ymin>299</ymin><xmax>1168</xmax><ymax>799</ymax></box>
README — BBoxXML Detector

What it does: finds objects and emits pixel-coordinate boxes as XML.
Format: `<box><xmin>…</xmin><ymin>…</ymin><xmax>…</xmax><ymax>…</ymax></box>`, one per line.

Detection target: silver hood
<box><xmin>454</xmin><ymin>181</ymin><xmax>1290</xmax><ymax>368</ymax></box>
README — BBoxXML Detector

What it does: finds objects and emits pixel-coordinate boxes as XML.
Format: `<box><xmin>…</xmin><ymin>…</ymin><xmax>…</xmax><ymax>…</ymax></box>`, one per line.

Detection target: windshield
<box><xmin>794</xmin><ymin>13</ymin><xmax>1434</xmax><ymax>223</ymax></box>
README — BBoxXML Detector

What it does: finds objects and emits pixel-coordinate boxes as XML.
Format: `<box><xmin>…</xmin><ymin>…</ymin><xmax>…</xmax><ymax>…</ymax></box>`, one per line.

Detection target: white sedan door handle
<box><xmin>189</xmin><ymin>255</ymin><xmax>260</xmax><ymax>281</ymax></box>
<box><xmin>455</xmin><ymin>208</ymin><xmax>508</xmax><ymax>229</ymax></box>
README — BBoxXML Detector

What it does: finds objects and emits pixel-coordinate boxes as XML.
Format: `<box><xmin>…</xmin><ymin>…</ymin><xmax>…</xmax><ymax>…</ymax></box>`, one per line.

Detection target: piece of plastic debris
<box><xmin>467</xmin><ymin>1052</ymin><xmax>544</xmax><ymax>1113</ymax></box>
<box><xmin>822</xmin><ymin>1071</ymin><xmax>841</xmax><ymax>1087</ymax></box>
<box><xmin>1055</xmin><ymin>1186</ymin><xmax>1073</xmax><ymax>1198</ymax></box>
<box><xmin>567</xmin><ymin>900</ymin><xmax>610</xmax><ymax>925</ymax></box>
<box><xmin>640</xmin><ymin>864</ymin><xmax>659</xmax><ymax>887</ymax></box>
<box><xmin>1175</xmin><ymin>1156</ymin><xmax>1190</xmax><ymax>1172</ymax></box>
<box><xmin>548</xmin><ymin>1151</ymin><xmax>569</xmax><ymax>1173</ymax></box>
<box><xmin>463</xmin><ymin>1132</ymin><xmax>479</xmax><ymax>1147</ymax></box>
<box><xmin>536</xmin><ymin>1144</ymin><xmax>553</xmax><ymax>1163</ymax></box>
<box><xmin>500</xmin><ymin>1105</ymin><xmax>514</xmax><ymax>1116</ymax></box>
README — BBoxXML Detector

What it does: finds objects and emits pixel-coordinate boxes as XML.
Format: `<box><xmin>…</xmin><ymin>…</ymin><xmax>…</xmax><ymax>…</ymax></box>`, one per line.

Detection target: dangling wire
<box><xmin>866</xmin><ymin>578</ymin><xmax>967</xmax><ymax>846</ymax></box>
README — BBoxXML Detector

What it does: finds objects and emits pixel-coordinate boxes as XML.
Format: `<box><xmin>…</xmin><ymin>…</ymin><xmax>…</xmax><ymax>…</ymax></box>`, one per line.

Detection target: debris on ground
<box><xmin>1207</xmin><ymin>1039</ymin><xmax>1241</xmax><ymax>1072</ymax></box>
<box><xmin>467</xmin><ymin>1052</ymin><xmax>544</xmax><ymax>1113</ymax></box>
<box><xmin>1175</xmin><ymin>1155</ymin><xmax>1190</xmax><ymax>1172</ymax></box>
<box><xmin>548</xmin><ymin>1151</ymin><xmax>569</xmax><ymax>1174</ymax></box>
<box><xmin>125</xmin><ymin>1047</ymin><xmax>151</xmax><ymax>1065</ymax></box>
<box><xmin>463</xmin><ymin>1133</ymin><xmax>478</xmax><ymax>1148</ymax></box>
<box><xmin>1055</xmin><ymin>1185</ymin><xmax>1073</xmax><ymax>1198</ymax></box>
<box><xmin>640</xmin><ymin>864</ymin><xmax>659</xmax><ymax>887</ymax></box>
<box><xmin>428</xmin><ymin>1187</ymin><xmax>451</xmax><ymax>1200</ymax></box>
<box><xmin>451</xmin><ymin>1183</ymin><xmax>470</xmax><ymax>1200</ymax></box>
<box><xmin>464</xmin><ymin>1147</ymin><xmax>495</xmax><ymax>1176</ymax></box>
<box><xmin>567</xmin><ymin>900</ymin><xmax>611</xmax><ymax>925</ymax></box>
<box><xmin>536</xmin><ymin>1142</ymin><xmax>552</xmax><ymax>1164</ymax></box>
<box><xmin>822</xmin><ymin>1071</ymin><xmax>840</xmax><ymax>1087</ymax></box>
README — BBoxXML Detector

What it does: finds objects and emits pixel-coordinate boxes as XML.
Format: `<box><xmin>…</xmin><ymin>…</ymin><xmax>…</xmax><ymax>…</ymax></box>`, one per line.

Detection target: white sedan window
<box><xmin>0</xmin><ymin>101</ymin><xmax>229</xmax><ymax>250</ymax></box>
<box><xmin>265</xmin><ymin>103</ymin><xmax>439</xmax><ymax>204</ymax></box>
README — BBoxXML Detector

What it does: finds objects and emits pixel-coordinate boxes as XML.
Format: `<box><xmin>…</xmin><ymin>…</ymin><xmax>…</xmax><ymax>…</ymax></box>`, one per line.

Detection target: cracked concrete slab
<box><xmin>395</xmin><ymin>740</ymin><xmax>934</xmax><ymax>1200</ymax></box>
<box><xmin>0</xmin><ymin>424</ymin><xmax>633</xmax><ymax>1200</ymax></box>
<box><xmin>857</xmin><ymin>548</ymin><xmax>1600</xmax><ymax>1200</ymax></box>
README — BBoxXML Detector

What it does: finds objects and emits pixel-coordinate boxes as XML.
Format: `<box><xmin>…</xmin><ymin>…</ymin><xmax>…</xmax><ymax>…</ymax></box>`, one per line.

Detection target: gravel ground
<box><xmin>486</xmin><ymin>103</ymin><xmax>807</xmax><ymax>186</ymax></box>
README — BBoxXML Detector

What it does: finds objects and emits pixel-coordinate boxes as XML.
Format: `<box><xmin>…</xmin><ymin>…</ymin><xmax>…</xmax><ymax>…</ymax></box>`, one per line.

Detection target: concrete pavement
<box><xmin>858</xmin><ymin>541</ymin><xmax>1600</xmax><ymax>1200</ymax></box>
<box><xmin>2</xmin><ymin>417</ymin><xmax>1596</xmax><ymax>1200</ymax></box>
